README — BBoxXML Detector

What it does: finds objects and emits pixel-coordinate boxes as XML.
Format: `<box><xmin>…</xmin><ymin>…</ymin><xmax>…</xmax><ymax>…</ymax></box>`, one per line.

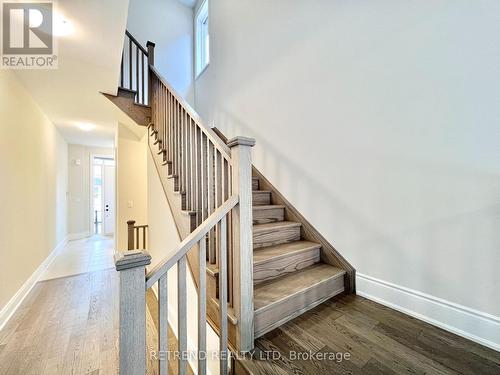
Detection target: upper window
<box><xmin>195</xmin><ymin>0</ymin><xmax>209</xmax><ymax>77</ymax></box>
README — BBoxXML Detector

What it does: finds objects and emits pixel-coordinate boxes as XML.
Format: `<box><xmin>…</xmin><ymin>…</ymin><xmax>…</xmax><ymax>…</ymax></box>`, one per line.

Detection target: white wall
<box><xmin>127</xmin><ymin>0</ymin><xmax>195</xmax><ymax>104</ymax></box>
<box><xmin>68</xmin><ymin>144</ymin><xmax>114</xmax><ymax>238</ymax></box>
<box><xmin>116</xmin><ymin>124</ymin><xmax>148</xmax><ymax>250</ymax></box>
<box><xmin>0</xmin><ymin>70</ymin><xmax>68</xmax><ymax>313</ymax></box>
<box><xmin>194</xmin><ymin>0</ymin><xmax>500</xmax><ymax>348</ymax></box>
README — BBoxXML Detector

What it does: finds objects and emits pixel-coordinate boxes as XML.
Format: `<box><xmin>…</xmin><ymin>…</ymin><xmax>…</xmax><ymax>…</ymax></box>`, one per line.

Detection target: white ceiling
<box><xmin>14</xmin><ymin>0</ymin><xmax>136</xmax><ymax>147</ymax></box>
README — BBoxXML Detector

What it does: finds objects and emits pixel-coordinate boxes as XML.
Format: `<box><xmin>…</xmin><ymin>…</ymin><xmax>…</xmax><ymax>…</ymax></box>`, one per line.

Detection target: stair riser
<box><xmin>253</xmin><ymin>192</ymin><xmax>271</xmax><ymax>205</ymax></box>
<box><xmin>253</xmin><ymin>226</ymin><xmax>300</xmax><ymax>249</ymax></box>
<box><xmin>252</xmin><ymin>178</ymin><xmax>259</xmax><ymax>191</ymax></box>
<box><xmin>253</xmin><ymin>207</ymin><xmax>284</xmax><ymax>225</ymax></box>
<box><xmin>254</xmin><ymin>274</ymin><xmax>345</xmax><ymax>338</ymax></box>
<box><xmin>254</xmin><ymin>248</ymin><xmax>320</xmax><ymax>285</ymax></box>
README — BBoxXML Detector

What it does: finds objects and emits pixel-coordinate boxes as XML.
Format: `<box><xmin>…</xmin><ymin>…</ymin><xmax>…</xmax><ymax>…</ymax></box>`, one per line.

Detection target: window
<box><xmin>195</xmin><ymin>0</ymin><xmax>209</xmax><ymax>77</ymax></box>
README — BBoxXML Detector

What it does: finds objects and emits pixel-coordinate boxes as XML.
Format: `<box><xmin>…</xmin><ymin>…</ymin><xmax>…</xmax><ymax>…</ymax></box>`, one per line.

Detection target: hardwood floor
<box><xmin>237</xmin><ymin>293</ymin><xmax>500</xmax><ymax>375</ymax></box>
<box><xmin>0</xmin><ymin>270</ymin><xmax>186</xmax><ymax>375</ymax></box>
<box><xmin>1</xmin><ymin>266</ymin><xmax>498</xmax><ymax>374</ymax></box>
<box><xmin>0</xmin><ymin>270</ymin><xmax>119</xmax><ymax>375</ymax></box>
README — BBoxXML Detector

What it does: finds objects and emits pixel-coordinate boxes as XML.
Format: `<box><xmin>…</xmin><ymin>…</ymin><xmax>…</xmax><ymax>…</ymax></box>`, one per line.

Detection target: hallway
<box><xmin>0</xmin><ymin>236</ymin><xmax>183</xmax><ymax>375</ymax></box>
<box><xmin>0</xmin><ymin>236</ymin><xmax>118</xmax><ymax>375</ymax></box>
<box><xmin>40</xmin><ymin>236</ymin><xmax>115</xmax><ymax>281</ymax></box>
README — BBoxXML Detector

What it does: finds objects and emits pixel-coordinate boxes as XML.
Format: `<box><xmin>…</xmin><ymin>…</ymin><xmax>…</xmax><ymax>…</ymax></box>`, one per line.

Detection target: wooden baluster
<box><xmin>164</xmin><ymin>87</ymin><xmax>167</xmax><ymax>149</ymax></box>
<box><xmin>141</xmin><ymin>52</ymin><xmax>145</xmax><ymax>104</ymax></box>
<box><xmin>228</xmin><ymin>137</ymin><xmax>256</xmax><ymax>352</ymax></box>
<box><xmin>198</xmin><ymin>238</ymin><xmax>207</xmax><ymax>375</ymax></box>
<box><xmin>180</xmin><ymin>109</ymin><xmax>185</xmax><ymax>196</ymax></box>
<box><xmin>190</xmin><ymin>120</ymin><xmax>196</xmax><ymax>212</ymax></box>
<box><xmin>185</xmin><ymin>113</ymin><xmax>191</xmax><ymax>210</ymax></box>
<box><xmin>177</xmin><ymin>103</ymin><xmax>181</xmax><ymax>181</ymax></box>
<box><xmin>136</xmin><ymin>227</ymin><xmax>139</xmax><ymax>249</ymax></box>
<box><xmin>207</xmin><ymin>142</ymin><xmax>215</xmax><ymax>264</ymax></box>
<box><xmin>128</xmin><ymin>38</ymin><xmax>132</xmax><ymax>90</ymax></box>
<box><xmin>115</xmin><ymin>250</ymin><xmax>151</xmax><ymax>375</ymax></box>
<box><xmin>219</xmin><ymin>216</ymin><xmax>228</xmax><ymax>375</ymax></box>
<box><xmin>215</xmin><ymin>152</ymin><xmax>222</xmax><ymax>267</ymax></box>
<box><xmin>173</xmin><ymin>101</ymin><xmax>177</xmax><ymax>176</ymax></box>
<box><xmin>169</xmin><ymin>93</ymin><xmax>173</xmax><ymax>164</ymax></box>
<box><xmin>201</xmin><ymin>134</ymin><xmax>208</xmax><ymax>256</ymax></box>
<box><xmin>120</xmin><ymin>49</ymin><xmax>124</xmax><ymax>87</ymax></box>
<box><xmin>135</xmin><ymin>45</ymin><xmax>139</xmax><ymax>99</ymax></box>
<box><xmin>159</xmin><ymin>274</ymin><xmax>168</xmax><ymax>375</ymax></box>
<box><xmin>195</xmin><ymin>127</ymin><xmax>202</xmax><ymax>226</ymax></box>
<box><xmin>127</xmin><ymin>220</ymin><xmax>135</xmax><ymax>250</ymax></box>
<box><xmin>178</xmin><ymin>256</ymin><xmax>187</xmax><ymax>375</ymax></box>
<box><xmin>143</xmin><ymin>227</ymin><xmax>147</xmax><ymax>250</ymax></box>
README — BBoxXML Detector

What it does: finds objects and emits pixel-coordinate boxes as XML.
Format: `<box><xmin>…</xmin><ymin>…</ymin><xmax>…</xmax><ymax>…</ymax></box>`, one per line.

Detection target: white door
<box><xmin>103</xmin><ymin>164</ymin><xmax>115</xmax><ymax>235</ymax></box>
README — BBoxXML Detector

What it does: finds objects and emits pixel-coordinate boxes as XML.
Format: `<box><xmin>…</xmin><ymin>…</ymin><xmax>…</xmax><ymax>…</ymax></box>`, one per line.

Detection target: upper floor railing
<box><xmin>119</xmin><ymin>30</ymin><xmax>153</xmax><ymax>105</ymax></box>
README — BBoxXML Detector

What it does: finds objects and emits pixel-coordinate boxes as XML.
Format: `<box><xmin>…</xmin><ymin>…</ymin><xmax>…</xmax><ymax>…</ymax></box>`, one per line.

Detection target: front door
<box><xmin>103</xmin><ymin>164</ymin><xmax>115</xmax><ymax>235</ymax></box>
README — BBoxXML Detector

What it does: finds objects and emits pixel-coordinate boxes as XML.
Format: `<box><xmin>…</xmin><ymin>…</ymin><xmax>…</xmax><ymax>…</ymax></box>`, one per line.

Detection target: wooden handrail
<box><xmin>125</xmin><ymin>29</ymin><xmax>149</xmax><ymax>55</ymax></box>
<box><xmin>146</xmin><ymin>194</ymin><xmax>238</xmax><ymax>288</ymax></box>
<box><xmin>149</xmin><ymin>65</ymin><xmax>232</xmax><ymax>159</ymax></box>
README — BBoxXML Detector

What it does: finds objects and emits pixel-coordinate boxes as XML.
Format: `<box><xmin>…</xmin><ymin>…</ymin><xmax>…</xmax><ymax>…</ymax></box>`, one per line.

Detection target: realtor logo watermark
<box><xmin>1</xmin><ymin>1</ymin><xmax>57</xmax><ymax>69</ymax></box>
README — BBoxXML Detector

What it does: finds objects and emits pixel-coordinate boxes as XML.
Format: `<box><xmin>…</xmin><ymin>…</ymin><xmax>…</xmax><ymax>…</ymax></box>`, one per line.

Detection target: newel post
<box><xmin>115</xmin><ymin>250</ymin><xmax>151</xmax><ymax>375</ymax></box>
<box><xmin>127</xmin><ymin>220</ymin><xmax>136</xmax><ymax>250</ymax></box>
<box><xmin>228</xmin><ymin>136</ymin><xmax>255</xmax><ymax>352</ymax></box>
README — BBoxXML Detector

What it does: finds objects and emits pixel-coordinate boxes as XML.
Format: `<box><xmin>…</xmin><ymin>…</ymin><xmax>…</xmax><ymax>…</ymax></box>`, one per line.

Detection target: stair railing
<box><xmin>115</xmin><ymin>196</ymin><xmax>238</xmax><ymax>375</ymax></box>
<box><xmin>149</xmin><ymin>63</ymin><xmax>255</xmax><ymax>352</ymax></box>
<box><xmin>119</xmin><ymin>30</ymin><xmax>154</xmax><ymax>105</ymax></box>
<box><xmin>126</xmin><ymin>220</ymin><xmax>148</xmax><ymax>250</ymax></box>
<box><xmin>115</xmin><ymin>31</ymin><xmax>255</xmax><ymax>375</ymax></box>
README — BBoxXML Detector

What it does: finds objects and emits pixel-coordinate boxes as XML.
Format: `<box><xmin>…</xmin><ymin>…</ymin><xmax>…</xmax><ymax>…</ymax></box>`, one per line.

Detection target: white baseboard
<box><xmin>356</xmin><ymin>273</ymin><xmax>500</xmax><ymax>352</ymax></box>
<box><xmin>67</xmin><ymin>231</ymin><xmax>90</xmax><ymax>241</ymax></box>
<box><xmin>0</xmin><ymin>235</ymin><xmax>69</xmax><ymax>331</ymax></box>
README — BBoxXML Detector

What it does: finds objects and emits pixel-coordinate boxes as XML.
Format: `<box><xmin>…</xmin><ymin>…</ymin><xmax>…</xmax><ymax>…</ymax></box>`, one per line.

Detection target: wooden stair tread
<box><xmin>253</xmin><ymin>221</ymin><xmax>300</xmax><ymax>233</ymax></box>
<box><xmin>253</xmin><ymin>205</ymin><xmax>285</xmax><ymax>211</ymax></box>
<box><xmin>253</xmin><ymin>241</ymin><xmax>321</xmax><ymax>265</ymax></box>
<box><xmin>254</xmin><ymin>263</ymin><xmax>345</xmax><ymax>311</ymax></box>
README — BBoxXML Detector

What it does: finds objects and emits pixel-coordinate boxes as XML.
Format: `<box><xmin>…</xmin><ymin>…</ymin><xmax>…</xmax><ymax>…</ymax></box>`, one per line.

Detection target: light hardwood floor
<box><xmin>0</xmin><ymin>269</ymin><xmax>189</xmax><ymax>375</ymax></box>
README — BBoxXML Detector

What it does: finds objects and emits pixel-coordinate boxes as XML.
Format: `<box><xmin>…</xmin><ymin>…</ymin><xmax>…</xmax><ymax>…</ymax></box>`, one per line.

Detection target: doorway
<box><xmin>91</xmin><ymin>156</ymin><xmax>115</xmax><ymax>236</ymax></box>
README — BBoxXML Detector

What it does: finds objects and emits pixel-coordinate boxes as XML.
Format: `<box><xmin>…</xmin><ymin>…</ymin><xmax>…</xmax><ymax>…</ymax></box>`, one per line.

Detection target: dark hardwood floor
<box><xmin>236</xmin><ymin>294</ymin><xmax>500</xmax><ymax>375</ymax></box>
<box><xmin>1</xmin><ymin>270</ymin><xmax>499</xmax><ymax>374</ymax></box>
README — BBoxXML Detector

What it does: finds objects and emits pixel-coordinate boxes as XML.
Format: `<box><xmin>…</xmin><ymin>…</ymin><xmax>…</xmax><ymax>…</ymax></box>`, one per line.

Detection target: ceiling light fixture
<box><xmin>77</xmin><ymin>123</ymin><xmax>95</xmax><ymax>131</ymax></box>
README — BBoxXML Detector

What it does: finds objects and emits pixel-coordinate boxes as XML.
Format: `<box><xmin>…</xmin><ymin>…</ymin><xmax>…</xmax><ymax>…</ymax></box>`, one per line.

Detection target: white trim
<box><xmin>0</xmin><ymin>236</ymin><xmax>69</xmax><ymax>331</ymax></box>
<box><xmin>356</xmin><ymin>273</ymin><xmax>500</xmax><ymax>352</ymax></box>
<box><xmin>67</xmin><ymin>231</ymin><xmax>91</xmax><ymax>241</ymax></box>
<box><xmin>89</xmin><ymin>153</ymin><xmax>116</xmax><ymax>236</ymax></box>
<box><xmin>194</xmin><ymin>0</ymin><xmax>209</xmax><ymax>78</ymax></box>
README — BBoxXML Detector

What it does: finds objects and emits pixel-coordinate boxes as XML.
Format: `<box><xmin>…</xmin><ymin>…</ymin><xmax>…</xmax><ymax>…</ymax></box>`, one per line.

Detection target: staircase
<box><xmin>107</xmin><ymin>30</ymin><xmax>354</xmax><ymax>375</ymax></box>
<box><xmin>250</xmin><ymin>176</ymin><xmax>346</xmax><ymax>337</ymax></box>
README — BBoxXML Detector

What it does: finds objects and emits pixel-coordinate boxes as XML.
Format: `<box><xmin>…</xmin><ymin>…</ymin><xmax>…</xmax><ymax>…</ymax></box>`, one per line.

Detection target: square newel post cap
<box><xmin>227</xmin><ymin>136</ymin><xmax>256</xmax><ymax>148</ymax></box>
<box><xmin>146</xmin><ymin>41</ymin><xmax>155</xmax><ymax>48</ymax></box>
<box><xmin>115</xmin><ymin>250</ymin><xmax>152</xmax><ymax>271</ymax></box>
